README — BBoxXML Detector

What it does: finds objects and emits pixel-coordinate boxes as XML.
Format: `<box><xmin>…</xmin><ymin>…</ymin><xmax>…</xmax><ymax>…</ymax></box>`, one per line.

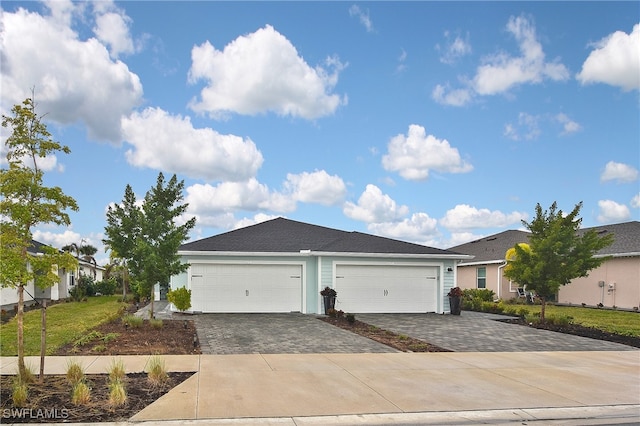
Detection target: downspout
<box><xmin>497</xmin><ymin>261</ymin><xmax>507</xmax><ymax>300</ymax></box>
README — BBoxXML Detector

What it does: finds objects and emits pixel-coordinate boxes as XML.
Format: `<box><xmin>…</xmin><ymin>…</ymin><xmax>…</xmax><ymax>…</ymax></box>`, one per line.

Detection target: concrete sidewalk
<box><xmin>2</xmin><ymin>351</ymin><xmax>638</xmax><ymax>424</ymax></box>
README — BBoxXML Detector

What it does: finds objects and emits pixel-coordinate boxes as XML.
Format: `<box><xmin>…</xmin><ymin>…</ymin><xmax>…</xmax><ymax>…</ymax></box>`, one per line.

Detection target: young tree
<box><xmin>104</xmin><ymin>174</ymin><xmax>196</xmax><ymax>318</ymax></box>
<box><xmin>130</xmin><ymin>173</ymin><xmax>196</xmax><ymax>319</ymax></box>
<box><xmin>0</xmin><ymin>97</ymin><xmax>79</xmax><ymax>380</ymax></box>
<box><xmin>103</xmin><ymin>184</ymin><xmax>140</xmax><ymax>299</ymax></box>
<box><xmin>504</xmin><ymin>201</ymin><xmax>614</xmax><ymax>322</ymax></box>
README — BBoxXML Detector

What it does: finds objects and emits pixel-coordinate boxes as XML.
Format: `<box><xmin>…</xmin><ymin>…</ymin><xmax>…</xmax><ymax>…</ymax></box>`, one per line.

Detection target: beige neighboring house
<box><xmin>0</xmin><ymin>240</ymin><xmax>105</xmax><ymax>310</ymax></box>
<box><xmin>448</xmin><ymin>221</ymin><xmax>640</xmax><ymax>310</ymax></box>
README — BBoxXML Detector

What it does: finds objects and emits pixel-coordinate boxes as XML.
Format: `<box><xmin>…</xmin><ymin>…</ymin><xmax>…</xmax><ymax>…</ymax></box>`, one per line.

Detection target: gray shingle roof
<box><xmin>449</xmin><ymin>221</ymin><xmax>640</xmax><ymax>264</ymax></box>
<box><xmin>180</xmin><ymin>217</ymin><xmax>461</xmax><ymax>256</ymax></box>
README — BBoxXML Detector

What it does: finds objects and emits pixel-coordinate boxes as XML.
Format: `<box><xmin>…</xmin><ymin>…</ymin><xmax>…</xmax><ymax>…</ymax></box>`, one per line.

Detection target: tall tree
<box><xmin>103</xmin><ymin>184</ymin><xmax>140</xmax><ymax>299</ymax></box>
<box><xmin>504</xmin><ymin>201</ymin><xmax>614</xmax><ymax>322</ymax></box>
<box><xmin>0</xmin><ymin>97</ymin><xmax>79</xmax><ymax>380</ymax></box>
<box><xmin>131</xmin><ymin>173</ymin><xmax>196</xmax><ymax>318</ymax></box>
<box><xmin>104</xmin><ymin>174</ymin><xmax>196</xmax><ymax>318</ymax></box>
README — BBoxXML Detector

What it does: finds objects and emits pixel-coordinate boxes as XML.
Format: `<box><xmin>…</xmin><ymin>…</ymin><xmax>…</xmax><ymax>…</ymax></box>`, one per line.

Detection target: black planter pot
<box><xmin>449</xmin><ymin>296</ymin><xmax>462</xmax><ymax>315</ymax></box>
<box><xmin>323</xmin><ymin>295</ymin><xmax>336</xmax><ymax>314</ymax></box>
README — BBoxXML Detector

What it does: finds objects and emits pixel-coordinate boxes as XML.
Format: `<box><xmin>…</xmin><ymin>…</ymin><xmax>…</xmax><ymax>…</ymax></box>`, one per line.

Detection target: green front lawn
<box><xmin>0</xmin><ymin>296</ymin><xmax>127</xmax><ymax>356</ymax></box>
<box><xmin>523</xmin><ymin>304</ymin><xmax>640</xmax><ymax>337</ymax></box>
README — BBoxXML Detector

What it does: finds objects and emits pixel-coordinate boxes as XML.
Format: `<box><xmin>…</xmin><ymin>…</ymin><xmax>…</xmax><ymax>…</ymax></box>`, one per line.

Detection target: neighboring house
<box><xmin>0</xmin><ymin>240</ymin><xmax>105</xmax><ymax>310</ymax></box>
<box><xmin>172</xmin><ymin>217</ymin><xmax>472</xmax><ymax>314</ymax></box>
<box><xmin>448</xmin><ymin>221</ymin><xmax>640</xmax><ymax>310</ymax></box>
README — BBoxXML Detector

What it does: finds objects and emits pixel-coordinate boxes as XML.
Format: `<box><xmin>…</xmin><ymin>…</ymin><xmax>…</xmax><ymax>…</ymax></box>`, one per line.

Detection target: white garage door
<box><xmin>190</xmin><ymin>263</ymin><xmax>302</xmax><ymax>313</ymax></box>
<box><xmin>335</xmin><ymin>264</ymin><xmax>438</xmax><ymax>313</ymax></box>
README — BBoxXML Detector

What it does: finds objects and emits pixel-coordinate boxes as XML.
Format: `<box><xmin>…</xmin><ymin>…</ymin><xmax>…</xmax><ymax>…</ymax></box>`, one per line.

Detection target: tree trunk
<box><xmin>17</xmin><ymin>285</ymin><xmax>26</xmax><ymax>380</ymax></box>
<box><xmin>149</xmin><ymin>286</ymin><xmax>154</xmax><ymax>319</ymax></box>
<box><xmin>39</xmin><ymin>299</ymin><xmax>46</xmax><ymax>384</ymax></box>
<box><xmin>540</xmin><ymin>296</ymin><xmax>547</xmax><ymax>323</ymax></box>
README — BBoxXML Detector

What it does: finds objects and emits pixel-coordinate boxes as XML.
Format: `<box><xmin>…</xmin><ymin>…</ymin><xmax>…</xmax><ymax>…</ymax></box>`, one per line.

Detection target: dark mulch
<box><xmin>0</xmin><ymin>372</ymin><xmax>194</xmax><ymax>423</ymax></box>
<box><xmin>54</xmin><ymin>317</ymin><xmax>201</xmax><ymax>356</ymax></box>
<box><xmin>497</xmin><ymin>317</ymin><xmax>640</xmax><ymax>348</ymax></box>
<box><xmin>320</xmin><ymin>316</ymin><xmax>452</xmax><ymax>352</ymax></box>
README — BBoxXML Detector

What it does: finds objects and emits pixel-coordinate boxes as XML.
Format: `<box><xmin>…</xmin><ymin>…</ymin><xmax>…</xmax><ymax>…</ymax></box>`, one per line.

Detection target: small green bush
<box><xmin>94</xmin><ymin>278</ymin><xmax>118</xmax><ymax>296</ymax></box>
<box><xmin>122</xmin><ymin>314</ymin><xmax>143</xmax><ymax>328</ymax></box>
<box><xmin>346</xmin><ymin>313</ymin><xmax>356</xmax><ymax>324</ymax></box>
<box><xmin>73</xmin><ymin>330</ymin><xmax>103</xmax><ymax>347</ymax></box>
<box><xmin>108</xmin><ymin>359</ymin><xmax>126</xmax><ymax>383</ymax></box>
<box><xmin>66</xmin><ymin>360</ymin><xmax>85</xmax><ymax>385</ymax></box>
<box><xmin>462</xmin><ymin>288</ymin><xmax>495</xmax><ymax>302</ymax></box>
<box><xmin>71</xmin><ymin>381</ymin><xmax>91</xmax><ymax>405</ymax></box>
<box><xmin>146</xmin><ymin>355</ymin><xmax>168</xmax><ymax>387</ymax></box>
<box><xmin>108</xmin><ymin>380</ymin><xmax>127</xmax><ymax>407</ymax></box>
<box><xmin>11</xmin><ymin>378</ymin><xmax>28</xmax><ymax>407</ymax></box>
<box><xmin>150</xmin><ymin>318</ymin><xmax>163</xmax><ymax>329</ymax></box>
<box><xmin>167</xmin><ymin>286</ymin><xmax>192</xmax><ymax>312</ymax></box>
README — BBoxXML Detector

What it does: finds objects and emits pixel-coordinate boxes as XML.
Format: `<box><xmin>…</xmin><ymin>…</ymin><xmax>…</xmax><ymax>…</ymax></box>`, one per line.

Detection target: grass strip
<box><xmin>0</xmin><ymin>296</ymin><xmax>126</xmax><ymax>356</ymax></box>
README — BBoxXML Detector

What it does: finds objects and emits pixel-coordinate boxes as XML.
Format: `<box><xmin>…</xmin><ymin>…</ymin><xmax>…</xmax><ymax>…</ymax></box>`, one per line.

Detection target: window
<box><xmin>476</xmin><ymin>267</ymin><xmax>486</xmax><ymax>289</ymax></box>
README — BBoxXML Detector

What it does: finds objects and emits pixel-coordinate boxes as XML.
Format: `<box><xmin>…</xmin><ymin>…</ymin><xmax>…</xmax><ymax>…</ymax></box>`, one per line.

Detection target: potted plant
<box><xmin>320</xmin><ymin>286</ymin><xmax>337</xmax><ymax>315</ymax></box>
<box><xmin>447</xmin><ymin>286</ymin><xmax>463</xmax><ymax>315</ymax></box>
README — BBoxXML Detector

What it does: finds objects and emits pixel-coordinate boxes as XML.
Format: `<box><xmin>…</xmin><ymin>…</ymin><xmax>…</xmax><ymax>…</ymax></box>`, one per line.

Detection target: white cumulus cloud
<box><xmin>600</xmin><ymin>161</ymin><xmax>639</xmax><ymax>183</ymax></box>
<box><xmin>0</xmin><ymin>3</ymin><xmax>143</xmax><ymax>142</ymax></box>
<box><xmin>440</xmin><ymin>204</ymin><xmax>528</xmax><ymax>231</ymax></box>
<box><xmin>434</xmin><ymin>15</ymin><xmax>569</xmax><ymax>106</ymax></box>
<box><xmin>631</xmin><ymin>193</ymin><xmax>640</xmax><ymax>209</ymax></box>
<box><xmin>343</xmin><ymin>184</ymin><xmax>409</xmax><ymax>223</ymax></box>
<box><xmin>597</xmin><ymin>200</ymin><xmax>631</xmax><ymax>223</ymax></box>
<box><xmin>382</xmin><ymin>124</ymin><xmax>473</xmax><ymax>181</ymax></box>
<box><xmin>185</xmin><ymin>179</ymin><xmax>295</xmax><ymax>218</ymax></box>
<box><xmin>438</xmin><ymin>31</ymin><xmax>472</xmax><ymax>65</ymax></box>
<box><xmin>92</xmin><ymin>1</ymin><xmax>139</xmax><ymax>58</ymax></box>
<box><xmin>188</xmin><ymin>25</ymin><xmax>346</xmax><ymax>119</ymax></box>
<box><xmin>367</xmin><ymin>213</ymin><xmax>439</xmax><ymax>244</ymax></box>
<box><xmin>121</xmin><ymin>107</ymin><xmax>263</xmax><ymax>182</ymax></box>
<box><xmin>284</xmin><ymin>170</ymin><xmax>347</xmax><ymax>206</ymax></box>
<box><xmin>577</xmin><ymin>23</ymin><xmax>640</xmax><ymax>91</ymax></box>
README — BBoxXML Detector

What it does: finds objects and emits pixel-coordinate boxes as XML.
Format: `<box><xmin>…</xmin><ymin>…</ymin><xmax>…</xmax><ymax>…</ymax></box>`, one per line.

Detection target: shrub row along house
<box><xmin>448</xmin><ymin>221</ymin><xmax>640</xmax><ymax>310</ymax></box>
<box><xmin>0</xmin><ymin>240</ymin><xmax>104</xmax><ymax>310</ymax></box>
<box><xmin>171</xmin><ymin>217</ymin><xmax>471</xmax><ymax>314</ymax></box>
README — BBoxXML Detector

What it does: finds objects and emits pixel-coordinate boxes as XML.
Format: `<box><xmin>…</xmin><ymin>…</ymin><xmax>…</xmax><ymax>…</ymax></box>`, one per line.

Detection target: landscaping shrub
<box><xmin>66</xmin><ymin>360</ymin><xmax>85</xmax><ymax>385</ymax></box>
<box><xmin>108</xmin><ymin>380</ymin><xmax>127</xmax><ymax>407</ymax></box>
<box><xmin>71</xmin><ymin>382</ymin><xmax>91</xmax><ymax>405</ymax></box>
<box><xmin>167</xmin><ymin>286</ymin><xmax>192</xmax><ymax>312</ymax></box>
<box><xmin>346</xmin><ymin>313</ymin><xmax>356</xmax><ymax>324</ymax></box>
<box><xmin>11</xmin><ymin>378</ymin><xmax>28</xmax><ymax>407</ymax></box>
<box><xmin>108</xmin><ymin>359</ymin><xmax>126</xmax><ymax>383</ymax></box>
<box><xmin>146</xmin><ymin>355</ymin><xmax>168</xmax><ymax>387</ymax></box>
<box><xmin>122</xmin><ymin>314</ymin><xmax>143</xmax><ymax>328</ymax></box>
<box><xmin>150</xmin><ymin>318</ymin><xmax>163</xmax><ymax>329</ymax></box>
<box><xmin>94</xmin><ymin>278</ymin><xmax>118</xmax><ymax>296</ymax></box>
<box><xmin>481</xmin><ymin>301</ymin><xmax>504</xmax><ymax>314</ymax></box>
<box><xmin>462</xmin><ymin>288</ymin><xmax>495</xmax><ymax>302</ymax></box>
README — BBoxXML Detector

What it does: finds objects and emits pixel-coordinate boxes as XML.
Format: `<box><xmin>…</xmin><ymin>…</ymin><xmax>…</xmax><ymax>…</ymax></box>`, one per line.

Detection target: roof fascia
<box><xmin>459</xmin><ymin>259</ymin><xmax>507</xmax><ymax>266</ymax></box>
<box><xmin>179</xmin><ymin>250</ymin><xmax>474</xmax><ymax>260</ymax></box>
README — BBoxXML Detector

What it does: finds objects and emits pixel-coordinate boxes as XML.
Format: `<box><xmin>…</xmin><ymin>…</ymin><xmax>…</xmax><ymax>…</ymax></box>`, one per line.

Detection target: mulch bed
<box><xmin>0</xmin><ymin>372</ymin><xmax>194</xmax><ymax>423</ymax></box>
<box><xmin>320</xmin><ymin>316</ymin><xmax>452</xmax><ymax>352</ymax></box>
<box><xmin>54</xmin><ymin>318</ymin><xmax>201</xmax><ymax>356</ymax></box>
<box><xmin>497</xmin><ymin>317</ymin><xmax>640</xmax><ymax>348</ymax></box>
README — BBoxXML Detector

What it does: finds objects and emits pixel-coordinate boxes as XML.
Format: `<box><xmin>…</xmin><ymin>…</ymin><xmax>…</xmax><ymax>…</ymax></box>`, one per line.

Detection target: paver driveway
<box><xmin>187</xmin><ymin>309</ymin><xmax>637</xmax><ymax>354</ymax></box>
<box><xmin>357</xmin><ymin>311</ymin><xmax>638</xmax><ymax>352</ymax></box>
<box><xmin>193</xmin><ymin>313</ymin><xmax>397</xmax><ymax>354</ymax></box>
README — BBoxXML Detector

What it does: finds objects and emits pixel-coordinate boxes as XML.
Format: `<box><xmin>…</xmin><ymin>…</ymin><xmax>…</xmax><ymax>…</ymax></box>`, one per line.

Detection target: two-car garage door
<box><xmin>335</xmin><ymin>264</ymin><xmax>438</xmax><ymax>313</ymax></box>
<box><xmin>190</xmin><ymin>263</ymin><xmax>302</xmax><ymax>313</ymax></box>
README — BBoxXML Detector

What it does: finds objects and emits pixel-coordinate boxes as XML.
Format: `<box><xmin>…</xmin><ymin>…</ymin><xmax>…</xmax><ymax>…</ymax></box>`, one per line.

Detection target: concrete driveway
<box><xmin>192</xmin><ymin>311</ymin><xmax>636</xmax><ymax>354</ymax></box>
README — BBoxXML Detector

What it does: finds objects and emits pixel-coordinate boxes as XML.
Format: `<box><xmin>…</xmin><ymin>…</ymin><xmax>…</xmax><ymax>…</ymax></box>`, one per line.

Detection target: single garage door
<box><xmin>190</xmin><ymin>263</ymin><xmax>302</xmax><ymax>313</ymax></box>
<box><xmin>335</xmin><ymin>264</ymin><xmax>438</xmax><ymax>313</ymax></box>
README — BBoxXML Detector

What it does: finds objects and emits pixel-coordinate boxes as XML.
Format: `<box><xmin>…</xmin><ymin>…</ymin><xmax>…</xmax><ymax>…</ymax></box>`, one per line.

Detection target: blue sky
<box><xmin>1</xmin><ymin>1</ymin><xmax>638</xmax><ymax>265</ymax></box>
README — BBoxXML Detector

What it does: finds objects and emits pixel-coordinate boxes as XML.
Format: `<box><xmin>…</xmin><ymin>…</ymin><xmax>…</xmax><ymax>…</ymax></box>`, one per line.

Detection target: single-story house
<box><xmin>0</xmin><ymin>240</ymin><xmax>105</xmax><ymax>310</ymax></box>
<box><xmin>448</xmin><ymin>221</ymin><xmax>640</xmax><ymax>310</ymax></box>
<box><xmin>171</xmin><ymin>217</ymin><xmax>472</xmax><ymax>314</ymax></box>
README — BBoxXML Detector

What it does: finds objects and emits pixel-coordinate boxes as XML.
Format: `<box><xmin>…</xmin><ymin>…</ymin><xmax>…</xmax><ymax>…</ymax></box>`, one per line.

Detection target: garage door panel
<box><xmin>190</xmin><ymin>263</ymin><xmax>302</xmax><ymax>313</ymax></box>
<box><xmin>336</xmin><ymin>265</ymin><xmax>438</xmax><ymax>313</ymax></box>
